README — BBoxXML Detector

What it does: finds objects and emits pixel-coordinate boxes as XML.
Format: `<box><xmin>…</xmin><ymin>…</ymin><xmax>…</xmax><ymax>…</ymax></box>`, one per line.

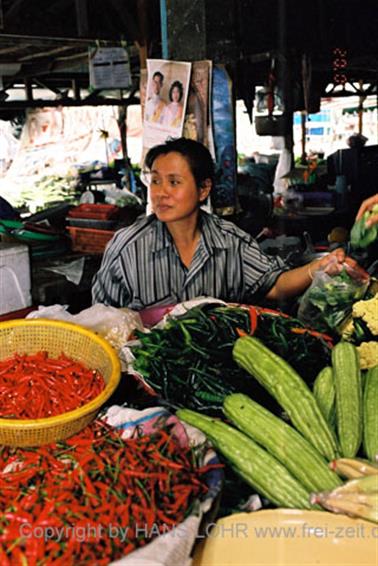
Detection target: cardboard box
<box><xmin>0</xmin><ymin>243</ymin><xmax>32</xmax><ymax>315</ymax></box>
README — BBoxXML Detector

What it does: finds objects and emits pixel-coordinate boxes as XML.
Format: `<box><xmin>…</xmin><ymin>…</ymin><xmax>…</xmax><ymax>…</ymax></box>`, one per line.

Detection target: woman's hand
<box><xmin>308</xmin><ymin>248</ymin><xmax>369</xmax><ymax>281</ymax></box>
<box><xmin>356</xmin><ymin>194</ymin><xmax>378</xmax><ymax>228</ymax></box>
<box><xmin>267</xmin><ymin>248</ymin><xmax>368</xmax><ymax>302</ymax></box>
<box><xmin>308</xmin><ymin>248</ymin><xmax>345</xmax><ymax>278</ymax></box>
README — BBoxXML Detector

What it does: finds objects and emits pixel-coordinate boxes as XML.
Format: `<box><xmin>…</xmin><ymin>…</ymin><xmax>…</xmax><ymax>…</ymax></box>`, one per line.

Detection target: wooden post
<box><xmin>358</xmin><ymin>79</ymin><xmax>365</xmax><ymax>134</ymax></box>
<box><xmin>278</xmin><ymin>0</ymin><xmax>294</xmax><ymax>167</ymax></box>
<box><xmin>25</xmin><ymin>78</ymin><xmax>33</xmax><ymax>101</ymax></box>
<box><xmin>301</xmin><ymin>111</ymin><xmax>307</xmax><ymax>164</ymax></box>
<box><xmin>72</xmin><ymin>79</ymin><xmax>81</xmax><ymax>100</ymax></box>
<box><xmin>136</xmin><ymin>0</ymin><xmax>149</xmax><ymax>70</ymax></box>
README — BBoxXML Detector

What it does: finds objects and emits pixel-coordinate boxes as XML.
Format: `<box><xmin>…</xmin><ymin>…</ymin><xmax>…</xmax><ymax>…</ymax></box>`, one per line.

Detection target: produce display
<box><xmin>131</xmin><ymin>304</ymin><xmax>332</xmax><ymax>413</ymax></box>
<box><xmin>178</xmin><ymin>335</ymin><xmax>378</xmax><ymax>524</ymax></box>
<box><xmin>12</xmin><ymin>175</ymin><xmax>78</xmax><ymax>211</ymax></box>
<box><xmin>0</xmin><ymin>420</ymin><xmax>214</xmax><ymax>564</ymax></box>
<box><xmin>0</xmin><ymin>291</ymin><xmax>376</xmax><ymax>562</ymax></box>
<box><xmin>0</xmin><ymin>351</ymin><xmax>105</xmax><ymax>419</ymax></box>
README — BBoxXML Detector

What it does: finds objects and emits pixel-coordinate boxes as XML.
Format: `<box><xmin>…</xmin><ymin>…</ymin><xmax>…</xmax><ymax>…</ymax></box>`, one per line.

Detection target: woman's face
<box><xmin>171</xmin><ymin>86</ymin><xmax>181</xmax><ymax>103</ymax></box>
<box><xmin>149</xmin><ymin>152</ymin><xmax>210</xmax><ymax>224</ymax></box>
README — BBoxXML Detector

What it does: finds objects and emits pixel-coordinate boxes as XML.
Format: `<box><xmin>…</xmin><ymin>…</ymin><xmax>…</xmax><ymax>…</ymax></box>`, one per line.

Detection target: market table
<box><xmin>31</xmin><ymin>252</ymin><xmax>102</xmax><ymax>313</ymax></box>
<box><xmin>271</xmin><ymin>207</ymin><xmax>351</xmax><ymax>241</ymax></box>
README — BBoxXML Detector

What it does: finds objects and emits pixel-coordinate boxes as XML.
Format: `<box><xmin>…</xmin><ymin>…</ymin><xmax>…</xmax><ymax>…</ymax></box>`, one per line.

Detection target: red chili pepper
<box><xmin>0</xmin><ymin>421</ymin><xmax>212</xmax><ymax>564</ymax></box>
<box><xmin>0</xmin><ymin>351</ymin><xmax>106</xmax><ymax>419</ymax></box>
<box><xmin>291</xmin><ymin>327</ymin><xmax>333</xmax><ymax>344</ymax></box>
<box><xmin>236</xmin><ymin>327</ymin><xmax>248</xmax><ymax>337</ymax></box>
<box><xmin>248</xmin><ymin>306</ymin><xmax>258</xmax><ymax>335</ymax></box>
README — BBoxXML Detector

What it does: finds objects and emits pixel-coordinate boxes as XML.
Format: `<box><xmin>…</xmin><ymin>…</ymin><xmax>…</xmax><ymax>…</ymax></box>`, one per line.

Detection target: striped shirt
<box><xmin>92</xmin><ymin>211</ymin><xmax>288</xmax><ymax>310</ymax></box>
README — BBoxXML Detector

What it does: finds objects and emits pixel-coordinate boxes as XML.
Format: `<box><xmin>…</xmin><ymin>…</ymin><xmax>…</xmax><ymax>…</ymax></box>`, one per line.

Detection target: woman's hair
<box><xmin>144</xmin><ymin>138</ymin><xmax>215</xmax><ymax>188</ymax></box>
<box><xmin>168</xmin><ymin>80</ymin><xmax>183</xmax><ymax>102</ymax></box>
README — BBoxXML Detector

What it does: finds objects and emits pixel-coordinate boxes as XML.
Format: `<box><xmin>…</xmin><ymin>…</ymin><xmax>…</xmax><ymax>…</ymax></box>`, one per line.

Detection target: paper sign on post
<box><xmin>89</xmin><ymin>47</ymin><xmax>131</xmax><ymax>89</ymax></box>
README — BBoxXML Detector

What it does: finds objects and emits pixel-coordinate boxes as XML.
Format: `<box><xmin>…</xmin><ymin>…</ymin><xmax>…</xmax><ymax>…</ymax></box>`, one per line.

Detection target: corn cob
<box><xmin>330</xmin><ymin>474</ymin><xmax>378</xmax><ymax>495</ymax></box>
<box><xmin>312</xmin><ymin>490</ymin><xmax>378</xmax><ymax>523</ymax></box>
<box><xmin>330</xmin><ymin>458</ymin><xmax>378</xmax><ymax>479</ymax></box>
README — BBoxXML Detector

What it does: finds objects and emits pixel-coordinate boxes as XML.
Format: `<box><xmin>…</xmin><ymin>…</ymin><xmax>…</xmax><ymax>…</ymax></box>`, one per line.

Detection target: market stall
<box><xmin>0</xmin><ymin>265</ymin><xmax>377</xmax><ymax>564</ymax></box>
<box><xmin>0</xmin><ymin>2</ymin><xmax>377</xmax><ymax>564</ymax></box>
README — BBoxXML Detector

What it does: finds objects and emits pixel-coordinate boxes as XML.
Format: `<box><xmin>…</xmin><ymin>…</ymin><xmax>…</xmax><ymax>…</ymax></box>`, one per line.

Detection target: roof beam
<box><xmin>0</xmin><ymin>94</ymin><xmax>140</xmax><ymax>109</ymax></box>
<box><xmin>19</xmin><ymin>45</ymin><xmax>80</xmax><ymax>62</ymax></box>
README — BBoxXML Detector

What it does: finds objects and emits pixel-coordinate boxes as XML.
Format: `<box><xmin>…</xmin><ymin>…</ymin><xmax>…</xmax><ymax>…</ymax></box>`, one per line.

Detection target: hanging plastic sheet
<box><xmin>211</xmin><ymin>65</ymin><xmax>237</xmax><ymax>214</ymax></box>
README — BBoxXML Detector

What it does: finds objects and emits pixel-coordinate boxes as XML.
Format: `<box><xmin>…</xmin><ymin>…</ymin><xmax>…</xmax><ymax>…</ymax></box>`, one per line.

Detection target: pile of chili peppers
<box><xmin>132</xmin><ymin>304</ymin><xmax>333</xmax><ymax>414</ymax></box>
<box><xmin>0</xmin><ymin>420</ymin><xmax>215</xmax><ymax>565</ymax></box>
<box><xmin>0</xmin><ymin>351</ymin><xmax>105</xmax><ymax>419</ymax></box>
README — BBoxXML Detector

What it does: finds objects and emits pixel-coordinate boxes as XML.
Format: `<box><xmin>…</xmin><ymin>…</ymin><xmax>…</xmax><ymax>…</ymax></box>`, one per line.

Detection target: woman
<box><xmin>92</xmin><ymin>138</ymin><xmax>349</xmax><ymax>310</ymax></box>
<box><xmin>163</xmin><ymin>81</ymin><xmax>184</xmax><ymax>129</ymax></box>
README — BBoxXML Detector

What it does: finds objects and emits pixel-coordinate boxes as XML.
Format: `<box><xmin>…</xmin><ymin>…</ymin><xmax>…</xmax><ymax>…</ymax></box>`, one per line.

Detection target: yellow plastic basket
<box><xmin>0</xmin><ymin>319</ymin><xmax>121</xmax><ymax>447</ymax></box>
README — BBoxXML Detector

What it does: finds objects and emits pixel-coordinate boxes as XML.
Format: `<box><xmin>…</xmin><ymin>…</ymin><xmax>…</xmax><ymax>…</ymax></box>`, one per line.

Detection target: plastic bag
<box><xmin>298</xmin><ymin>260</ymin><xmax>370</xmax><ymax>332</ymax></box>
<box><xmin>27</xmin><ymin>303</ymin><xmax>144</xmax><ymax>353</ymax></box>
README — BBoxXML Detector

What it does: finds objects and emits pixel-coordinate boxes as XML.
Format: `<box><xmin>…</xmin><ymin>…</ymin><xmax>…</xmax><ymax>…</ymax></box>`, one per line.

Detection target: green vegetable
<box><xmin>299</xmin><ymin>268</ymin><xmax>368</xmax><ymax>333</ymax></box>
<box><xmin>254</xmin><ymin>310</ymin><xmax>332</xmax><ymax>381</ymax></box>
<box><xmin>177</xmin><ymin>408</ymin><xmax>313</xmax><ymax>509</ymax></box>
<box><xmin>332</xmin><ymin>342</ymin><xmax>362</xmax><ymax>458</ymax></box>
<box><xmin>363</xmin><ymin>366</ymin><xmax>378</xmax><ymax>462</ymax></box>
<box><xmin>131</xmin><ymin>304</ymin><xmax>332</xmax><ymax>414</ymax></box>
<box><xmin>350</xmin><ymin>204</ymin><xmax>378</xmax><ymax>248</ymax></box>
<box><xmin>233</xmin><ymin>336</ymin><xmax>339</xmax><ymax>460</ymax></box>
<box><xmin>132</xmin><ymin>305</ymin><xmax>253</xmax><ymax>414</ymax></box>
<box><xmin>313</xmin><ymin>366</ymin><xmax>336</xmax><ymax>428</ymax></box>
<box><xmin>223</xmin><ymin>393</ymin><xmax>342</xmax><ymax>492</ymax></box>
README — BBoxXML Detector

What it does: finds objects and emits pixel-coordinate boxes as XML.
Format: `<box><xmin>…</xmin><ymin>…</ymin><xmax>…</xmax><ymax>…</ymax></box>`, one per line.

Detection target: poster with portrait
<box><xmin>142</xmin><ymin>59</ymin><xmax>192</xmax><ymax>158</ymax></box>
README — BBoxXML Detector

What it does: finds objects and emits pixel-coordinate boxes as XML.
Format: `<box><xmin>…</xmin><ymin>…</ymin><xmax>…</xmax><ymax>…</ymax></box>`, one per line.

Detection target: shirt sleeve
<box><xmin>240</xmin><ymin>237</ymin><xmax>289</xmax><ymax>301</ymax></box>
<box><xmin>91</xmin><ymin>243</ymin><xmax>132</xmax><ymax>307</ymax></box>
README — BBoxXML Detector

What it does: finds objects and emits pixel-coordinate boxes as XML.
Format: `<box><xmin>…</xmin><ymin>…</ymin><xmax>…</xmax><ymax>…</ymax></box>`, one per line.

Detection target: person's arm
<box><xmin>92</xmin><ymin>246</ymin><xmax>131</xmax><ymax>307</ymax></box>
<box><xmin>355</xmin><ymin>193</ymin><xmax>378</xmax><ymax>228</ymax></box>
<box><xmin>266</xmin><ymin>248</ymin><xmax>347</xmax><ymax>301</ymax></box>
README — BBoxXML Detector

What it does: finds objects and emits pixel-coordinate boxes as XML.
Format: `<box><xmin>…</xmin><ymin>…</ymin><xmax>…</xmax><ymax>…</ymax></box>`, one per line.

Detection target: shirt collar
<box><xmin>151</xmin><ymin>210</ymin><xmax>232</xmax><ymax>254</ymax></box>
<box><xmin>199</xmin><ymin>211</ymin><xmax>232</xmax><ymax>249</ymax></box>
<box><xmin>151</xmin><ymin>216</ymin><xmax>172</xmax><ymax>253</ymax></box>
